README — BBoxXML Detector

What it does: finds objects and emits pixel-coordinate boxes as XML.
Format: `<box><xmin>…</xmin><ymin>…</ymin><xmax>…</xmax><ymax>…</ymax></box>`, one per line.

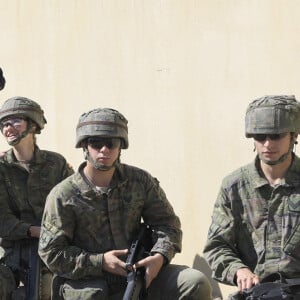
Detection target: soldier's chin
<box><xmin>95</xmin><ymin>162</ymin><xmax>112</xmax><ymax>171</ymax></box>
<box><xmin>7</xmin><ymin>138</ymin><xmax>18</xmax><ymax>146</ymax></box>
<box><xmin>261</xmin><ymin>157</ymin><xmax>279</xmax><ymax>166</ymax></box>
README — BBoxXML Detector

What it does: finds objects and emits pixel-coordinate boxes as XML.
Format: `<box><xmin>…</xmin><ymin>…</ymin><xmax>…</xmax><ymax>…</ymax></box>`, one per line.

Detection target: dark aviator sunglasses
<box><xmin>253</xmin><ymin>133</ymin><xmax>288</xmax><ymax>142</ymax></box>
<box><xmin>87</xmin><ymin>137</ymin><xmax>121</xmax><ymax>150</ymax></box>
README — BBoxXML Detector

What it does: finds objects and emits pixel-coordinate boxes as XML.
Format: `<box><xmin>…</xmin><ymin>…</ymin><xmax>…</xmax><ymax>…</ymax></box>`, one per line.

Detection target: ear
<box><xmin>29</xmin><ymin>122</ymin><xmax>37</xmax><ymax>133</ymax></box>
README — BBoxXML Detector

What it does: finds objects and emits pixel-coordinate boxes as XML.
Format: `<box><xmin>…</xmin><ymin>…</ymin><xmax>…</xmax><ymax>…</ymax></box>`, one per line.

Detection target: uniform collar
<box><xmin>77</xmin><ymin>161</ymin><xmax>128</xmax><ymax>192</ymax></box>
<box><xmin>250</xmin><ymin>153</ymin><xmax>300</xmax><ymax>188</ymax></box>
<box><xmin>284</xmin><ymin>153</ymin><xmax>300</xmax><ymax>186</ymax></box>
<box><xmin>3</xmin><ymin>145</ymin><xmax>41</xmax><ymax>164</ymax></box>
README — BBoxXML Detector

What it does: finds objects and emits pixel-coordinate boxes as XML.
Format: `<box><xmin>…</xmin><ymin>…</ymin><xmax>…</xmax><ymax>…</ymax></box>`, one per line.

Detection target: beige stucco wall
<box><xmin>1</xmin><ymin>1</ymin><xmax>300</xmax><ymax>297</ymax></box>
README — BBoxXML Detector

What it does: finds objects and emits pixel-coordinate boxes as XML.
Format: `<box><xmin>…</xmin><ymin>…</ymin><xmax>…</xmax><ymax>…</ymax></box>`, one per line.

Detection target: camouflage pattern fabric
<box><xmin>204</xmin><ymin>154</ymin><xmax>300</xmax><ymax>285</ymax></box>
<box><xmin>245</xmin><ymin>95</ymin><xmax>300</xmax><ymax>137</ymax></box>
<box><xmin>57</xmin><ymin>265</ymin><xmax>211</xmax><ymax>300</ymax></box>
<box><xmin>39</xmin><ymin>161</ymin><xmax>182</xmax><ymax>279</ymax></box>
<box><xmin>39</xmin><ymin>161</ymin><xmax>214</xmax><ymax>299</ymax></box>
<box><xmin>0</xmin><ymin>146</ymin><xmax>74</xmax><ymax>298</ymax></box>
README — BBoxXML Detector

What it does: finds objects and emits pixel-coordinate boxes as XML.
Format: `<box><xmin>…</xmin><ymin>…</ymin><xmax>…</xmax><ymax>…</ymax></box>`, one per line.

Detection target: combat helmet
<box><xmin>245</xmin><ymin>95</ymin><xmax>300</xmax><ymax>137</ymax></box>
<box><xmin>76</xmin><ymin>108</ymin><xmax>128</xmax><ymax>148</ymax></box>
<box><xmin>245</xmin><ymin>95</ymin><xmax>300</xmax><ymax>166</ymax></box>
<box><xmin>0</xmin><ymin>96</ymin><xmax>47</xmax><ymax>134</ymax></box>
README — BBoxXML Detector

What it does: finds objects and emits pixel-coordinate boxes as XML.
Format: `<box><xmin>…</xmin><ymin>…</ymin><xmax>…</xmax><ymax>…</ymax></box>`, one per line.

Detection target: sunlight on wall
<box><xmin>1</xmin><ymin>1</ymin><xmax>300</xmax><ymax>297</ymax></box>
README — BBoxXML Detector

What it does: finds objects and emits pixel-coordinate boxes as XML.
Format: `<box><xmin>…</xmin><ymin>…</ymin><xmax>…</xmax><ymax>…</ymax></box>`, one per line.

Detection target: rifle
<box><xmin>123</xmin><ymin>224</ymin><xmax>153</xmax><ymax>300</ymax></box>
<box><xmin>242</xmin><ymin>273</ymin><xmax>300</xmax><ymax>300</ymax></box>
<box><xmin>26</xmin><ymin>238</ymin><xmax>41</xmax><ymax>300</ymax></box>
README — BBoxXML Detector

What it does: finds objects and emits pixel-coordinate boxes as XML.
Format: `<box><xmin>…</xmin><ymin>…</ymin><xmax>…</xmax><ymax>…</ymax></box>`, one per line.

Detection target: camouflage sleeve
<box><xmin>44</xmin><ymin>150</ymin><xmax>74</xmax><ymax>181</ymax></box>
<box><xmin>59</xmin><ymin>156</ymin><xmax>74</xmax><ymax>180</ymax></box>
<box><xmin>38</xmin><ymin>185</ymin><xmax>103</xmax><ymax>279</ymax></box>
<box><xmin>203</xmin><ymin>186</ymin><xmax>248</xmax><ymax>286</ymax></box>
<box><xmin>141</xmin><ymin>175</ymin><xmax>182</xmax><ymax>263</ymax></box>
<box><xmin>62</xmin><ymin>161</ymin><xmax>75</xmax><ymax>179</ymax></box>
<box><xmin>0</xmin><ymin>168</ymin><xmax>29</xmax><ymax>239</ymax></box>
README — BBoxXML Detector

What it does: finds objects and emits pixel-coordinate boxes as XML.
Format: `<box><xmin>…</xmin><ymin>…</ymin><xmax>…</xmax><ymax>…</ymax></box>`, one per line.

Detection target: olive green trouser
<box><xmin>60</xmin><ymin>264</ymin><xmax>212</xmax><ymax>300</ymax></box>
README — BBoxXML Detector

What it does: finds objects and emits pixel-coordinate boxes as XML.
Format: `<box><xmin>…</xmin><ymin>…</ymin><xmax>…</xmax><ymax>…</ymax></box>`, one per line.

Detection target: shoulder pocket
<box><xmin>288</xmin><ymin>195</ymin><xmax>300</xmax><ymax>212</ymax></box>
<box><xmin>208</xmin><ymin>213</ymin><xmax>231</xmax><ymax>238</ymax></box>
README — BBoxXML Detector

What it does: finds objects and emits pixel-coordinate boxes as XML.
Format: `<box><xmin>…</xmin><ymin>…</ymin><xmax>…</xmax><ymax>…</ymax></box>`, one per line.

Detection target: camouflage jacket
<box><xmin>39</xmin><ymin>162</ymin><xmax>182</xmax><ymax>279</ymax></box>
<box><xmin>0</xmin><ymin>147</ymin><xmax>74</xmax><ymax>265</ymax></box>
<box><xmin>203</xmin><ymin>154</ymin><xmax>300</xmax><ymax>286</ymax></box>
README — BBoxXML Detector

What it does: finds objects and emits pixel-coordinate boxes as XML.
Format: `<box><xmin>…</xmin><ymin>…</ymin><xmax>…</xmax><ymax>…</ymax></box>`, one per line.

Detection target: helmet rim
<box><xmin>75</xmin><ymin>108</ymin><xmax>129</xmax><ymax>149</ymax></box>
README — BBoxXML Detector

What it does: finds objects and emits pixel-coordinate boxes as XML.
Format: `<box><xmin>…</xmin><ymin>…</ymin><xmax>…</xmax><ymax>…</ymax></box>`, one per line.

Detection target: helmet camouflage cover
<box><xmin>245</xmin><ymin>95</ymin><xmax>300</xmax><ymax>137</ymax></box>
<box><xmin>0</xmin><ymin>96</ymin><xmax>47</xmax><ymax>134</ymax></box>
<box><xmin>76</xmin><ymin>108</ymin><xmax>128</xmax><ymax>148</ymax></box>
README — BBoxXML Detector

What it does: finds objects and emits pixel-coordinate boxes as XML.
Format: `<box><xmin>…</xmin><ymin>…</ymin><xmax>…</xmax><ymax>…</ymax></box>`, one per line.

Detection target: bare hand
<box><xmin>236</xmin><ymin>268</ymin><xmax>260</xmax><ymax>292</ymax></box>
<box><xmin>103</xmin><ymin>249</ymin><xmax>128</xmax><ymax>276</ymax></box>
<box><xmin>134</xmin><ymin>253</ymin><xmax>164</xmax><ymax>288</ymax></box>
<box><xmin>28</xmin><ymin>226</ymin><xmax>41</xmax><ymax>238</ymax></box>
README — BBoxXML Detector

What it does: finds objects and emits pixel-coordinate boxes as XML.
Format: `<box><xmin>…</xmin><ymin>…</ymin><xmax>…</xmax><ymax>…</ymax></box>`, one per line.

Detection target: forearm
<box><xmin>143</xmin><ymin>222</ymin><xmax>181</xmax><ymax>263</ymax></box>
<box><xmin>39</xmin><ymin>232</ymin><xmax>104</xmax><ymax>279</ymax></box>
<box><xmin>0</xmin><ymin>187</ymin><xmax>31</xmax><ymax>239</ymax></box>
<box><xmin>0</xmin><ymin>215</ymin><xmax>30</xmax><ymax>240</ymax></box>
<box><xmin>204</xmin><ymin>240</ymin><xmax>247</xmax><ymax>285</ymax></box>
<box><xmin>143</xmin><ymin>186</ymin><xmax>182</xmax><ymax>261</ymax></box>
<box><xmin>151</xmin><ymin>237</ymin><xmax>180</xmax><ymax>263</ymax></box>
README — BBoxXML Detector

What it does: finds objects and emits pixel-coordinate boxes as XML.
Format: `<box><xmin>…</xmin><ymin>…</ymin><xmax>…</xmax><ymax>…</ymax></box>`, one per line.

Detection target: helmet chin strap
<box><xmin>258</xmin><ymin>139</ymin><xmax>295</xmax><ymax>166</ymax></box>
<box><xmin>84</xmin><ymin>148</ymin><xmax>120</xmax><ymax>171</ymax></box>
<box><xmin>8</xmin><ymin>130</ymin><xmax>28</xmax><ymax>146</ymax></box>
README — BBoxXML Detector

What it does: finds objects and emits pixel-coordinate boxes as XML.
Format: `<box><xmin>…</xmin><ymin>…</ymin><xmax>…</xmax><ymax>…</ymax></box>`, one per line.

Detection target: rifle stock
<box><xmin>123</xmin><ymin>224</ymin><xmax>153</xmax><ymax>300</ymax></box>
<box><xmin>122</xmin><ymin>269</ymin><xmax>144</xmax><ymax>300</ymax></box>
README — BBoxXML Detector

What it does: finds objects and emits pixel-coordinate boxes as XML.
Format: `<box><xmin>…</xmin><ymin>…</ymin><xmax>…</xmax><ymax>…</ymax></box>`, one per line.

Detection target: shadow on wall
<box><xmin>193</xmin><ymin>254</ymin><xmax>223</xmax><ymax>300</ymax></box>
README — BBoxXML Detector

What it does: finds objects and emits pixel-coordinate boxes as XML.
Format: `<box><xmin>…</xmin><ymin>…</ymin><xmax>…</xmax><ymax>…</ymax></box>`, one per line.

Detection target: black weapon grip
<box><xmin>26</xmin><ymin>239</ymin><xmax>41</xmax><ymax>300</ymax></box>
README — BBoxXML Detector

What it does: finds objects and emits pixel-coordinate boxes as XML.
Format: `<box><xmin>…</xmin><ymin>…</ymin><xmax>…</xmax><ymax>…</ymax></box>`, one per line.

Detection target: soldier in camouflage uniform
<box><xmin>38</xmin><ymin>108</ymin><xmax>212</xmax><ymax>300</ymax></box>
<box><xmin>204</xmin><ymin>95</ymin><xmax>300</xmax><ymax>296</ymax></box>
<box><xmin>0</xmin><ymin>96</ymin><xmax>74</xmax><ymax>299</ymax></box>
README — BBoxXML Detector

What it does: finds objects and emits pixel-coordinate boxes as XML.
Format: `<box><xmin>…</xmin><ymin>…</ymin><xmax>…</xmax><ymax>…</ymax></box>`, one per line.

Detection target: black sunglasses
<box><xmin>253</xmin><ymin>133</ymin><xmax>288</xmax><ymax>142</ymax></box>
<box><xmin>87</xmin><ymin>137</ymin><xmax>121</xmax><ymax>150</ymax></box>
<box><xmin>0</xmin><ymin>117</ymin><xmax>26</xmax><ymax>131</ymax></box>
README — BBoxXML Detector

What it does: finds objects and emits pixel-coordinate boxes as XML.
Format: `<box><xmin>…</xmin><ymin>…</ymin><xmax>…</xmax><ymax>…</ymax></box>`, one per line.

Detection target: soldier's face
<box><xmin>0</xmin><ymin>117</ymin><xmax>27</xmax><ymax>144</ymax></box>
<box><xmin>254</xmin><ymin>132</ymin><xmax>295</xmax><ymax>163</ymax></box>
<box><xmin>87</xmin><ymin>137</ymin><xmax>121</xmax><ymax>168</ymax></box>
